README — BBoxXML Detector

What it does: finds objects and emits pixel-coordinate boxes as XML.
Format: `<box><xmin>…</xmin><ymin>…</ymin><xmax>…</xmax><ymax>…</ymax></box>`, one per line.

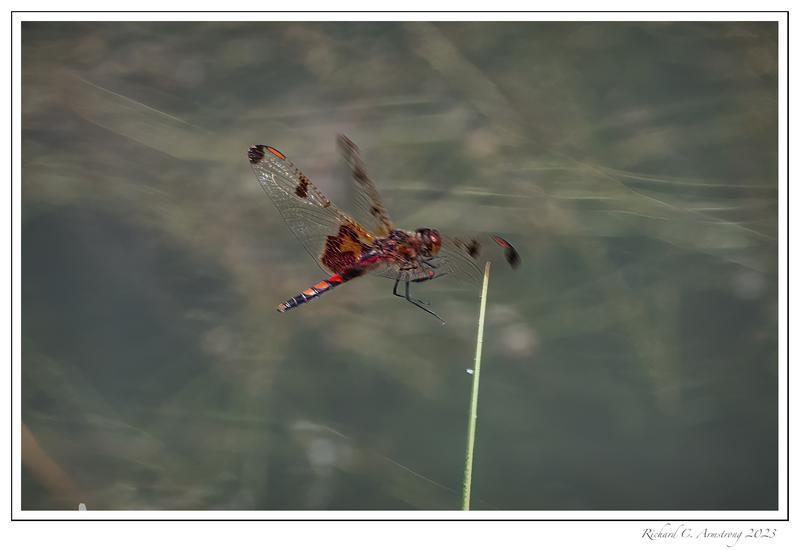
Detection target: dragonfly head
<box><xmin>416</xmin><ymin>228</ymin><xmax>442</xmax><ymax>256</ymax></box>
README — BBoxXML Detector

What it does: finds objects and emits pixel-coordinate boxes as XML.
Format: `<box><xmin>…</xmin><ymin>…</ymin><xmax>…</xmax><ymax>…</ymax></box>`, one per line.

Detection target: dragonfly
<box><xmin>247</xmin><ymin>136</ymin><xmax>520</xmax><ymax>324</ymax></box>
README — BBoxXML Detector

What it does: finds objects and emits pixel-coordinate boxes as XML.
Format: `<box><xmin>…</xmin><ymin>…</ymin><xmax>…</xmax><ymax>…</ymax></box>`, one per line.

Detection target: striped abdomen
<box><xmin>277</xmin><ymin>268</ymin><xmax>363</xmax><ymax>312</ymax></box>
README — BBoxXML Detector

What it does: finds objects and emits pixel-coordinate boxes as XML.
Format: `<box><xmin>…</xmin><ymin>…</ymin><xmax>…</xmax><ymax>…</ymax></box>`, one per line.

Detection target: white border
<box><xmin>8</xmin><ymin>10</ymin><xmax>789</xmax><ymax>526</ymax></box>
<box><xmin>11</xmin><ymin>12</ymin><xmax>791</xmax><ymax>22</ymax></box>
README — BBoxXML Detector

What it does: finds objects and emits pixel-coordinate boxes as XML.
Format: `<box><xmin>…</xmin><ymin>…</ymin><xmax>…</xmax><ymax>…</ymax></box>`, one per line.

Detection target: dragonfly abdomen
<box><xmin>277</xmin><ymin>264</ymin><xmax>370</xmax><ymax>313</ymax></box>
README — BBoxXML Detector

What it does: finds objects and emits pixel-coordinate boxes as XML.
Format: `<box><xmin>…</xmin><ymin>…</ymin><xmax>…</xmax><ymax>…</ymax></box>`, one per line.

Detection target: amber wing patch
<box><xmin>321</xmin><ymin>223</ymin><xmax>372</xmax><ymax>274</ymax></box>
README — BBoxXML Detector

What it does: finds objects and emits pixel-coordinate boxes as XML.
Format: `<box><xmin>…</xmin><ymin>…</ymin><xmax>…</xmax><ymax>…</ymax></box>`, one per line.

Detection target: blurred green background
<box><xmin>21</xmin><ymin>21</ymin><xmax>778</xmax><ymax>510</ymax></box>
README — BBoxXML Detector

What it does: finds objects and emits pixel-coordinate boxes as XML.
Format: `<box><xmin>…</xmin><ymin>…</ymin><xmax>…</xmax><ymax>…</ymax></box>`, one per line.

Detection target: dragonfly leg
<box><xmin>393</xmin><ymin>277</ymin><xmax>429</xmax><ymax>305</ymax></box>
<box><xmin>404</xmin><ymin>280</ymin><xmax>446</xmax><ymax>324</ymax></box>
<box><xmin>410</xmin><ymin>272</ymin><xmax>447</xmax><ymax>284</ymax></box>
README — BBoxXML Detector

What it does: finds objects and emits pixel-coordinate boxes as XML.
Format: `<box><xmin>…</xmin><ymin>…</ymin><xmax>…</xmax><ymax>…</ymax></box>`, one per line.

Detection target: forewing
<box><xmin>248</xmin><ymin>144</ymin><xmax>376</xmax><ymax>274</ymax></box>
<box><xmin>337</xmin><ymin>135</ymin><xmax>395</xmax><ymax>237</ymax></box>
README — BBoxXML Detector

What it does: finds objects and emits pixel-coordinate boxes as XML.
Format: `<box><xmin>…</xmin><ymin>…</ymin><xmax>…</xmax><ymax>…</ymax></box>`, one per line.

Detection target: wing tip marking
<box><xmin>492</xmin><ymin>235</ymin><xmax>521</xmax><ymax>269</ymax></box>
<box><xmin>248</xmin><ymin>144</ymin><xmax>286</xmax><ymax>164</ymax></box>
<box><xmin>266</xmin><ymin>146</ymin><xmax>286</xmax><ymax>160</ymax></box>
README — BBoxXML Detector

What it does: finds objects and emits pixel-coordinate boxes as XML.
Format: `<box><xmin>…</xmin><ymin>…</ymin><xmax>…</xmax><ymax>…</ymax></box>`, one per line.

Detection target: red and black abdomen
<box><xmin>276</xmin><ymin>256</ymin><xmax>381</xmax><ymax>313</ymax></box>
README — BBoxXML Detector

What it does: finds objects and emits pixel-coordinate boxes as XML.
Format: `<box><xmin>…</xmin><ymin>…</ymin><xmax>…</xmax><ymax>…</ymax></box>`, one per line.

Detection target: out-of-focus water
<box><xmin>21</xmin><ymin>21</ymin><xmax>778</xmax><ymax>510</ymax></box>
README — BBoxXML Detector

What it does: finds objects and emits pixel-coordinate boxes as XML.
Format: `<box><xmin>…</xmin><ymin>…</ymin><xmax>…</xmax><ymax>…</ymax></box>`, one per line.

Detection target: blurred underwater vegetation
<box><xmin>21</xmin><ymin>21</ymin><xmax>777</xmax><ymax>510</ymax></box>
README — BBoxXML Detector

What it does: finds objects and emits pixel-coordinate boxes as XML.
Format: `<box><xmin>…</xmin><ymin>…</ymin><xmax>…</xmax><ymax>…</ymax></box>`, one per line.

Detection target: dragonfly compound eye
<box><xmin>416</xmin><ymin>228</ymin><xmax>442</xmax><ymax>256</ymax></box>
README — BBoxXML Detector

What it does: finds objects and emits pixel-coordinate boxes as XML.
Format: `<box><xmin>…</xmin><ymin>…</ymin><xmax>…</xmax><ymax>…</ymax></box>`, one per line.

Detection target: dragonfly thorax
<box><xmin>375</xmin><ymin>228</ymin><xmax>442</xmax><ymax>260</ymax></box>
<box><xmin>415</xmin><ymin>228</ymin><xmax>442</xmax><ymax>256</ymax></box>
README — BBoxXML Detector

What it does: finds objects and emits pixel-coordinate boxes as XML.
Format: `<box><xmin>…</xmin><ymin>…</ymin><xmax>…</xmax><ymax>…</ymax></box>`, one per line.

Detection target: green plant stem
<box><xmin>462</xmin><ymin>260</ymin><xmax>491</xmax><ymax>511</ymax></box>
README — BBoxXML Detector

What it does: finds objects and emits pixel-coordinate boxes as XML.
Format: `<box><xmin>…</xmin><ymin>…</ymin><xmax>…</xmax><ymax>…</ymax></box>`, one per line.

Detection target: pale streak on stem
<box><xmin>462</xmin><ymin>261</ymin><xmax>491</xmax><ymax>511</ymax></box>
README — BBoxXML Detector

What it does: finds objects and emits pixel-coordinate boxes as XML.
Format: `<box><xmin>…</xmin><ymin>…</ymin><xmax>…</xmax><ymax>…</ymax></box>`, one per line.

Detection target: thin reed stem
<box><xmin>462</xmin><ymin>261</ymin><xmax>491</xmax><ymax>511</ymax></box>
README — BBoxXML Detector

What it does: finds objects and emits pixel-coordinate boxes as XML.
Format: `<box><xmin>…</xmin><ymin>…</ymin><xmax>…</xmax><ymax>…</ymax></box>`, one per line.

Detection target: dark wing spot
<box><xmin>353</xmin><ymin>166</ymin><xmax>368</xmax><ymax>183</ymax></box>
<box><xmin>504</xmin><ymin>247</ymin><xmax>521</xmax><ymax>269</ymax></box>
<box><xmin>466</xmin><ymin>239</ymin><xmax>481</xmax><ymax>258</ymax></box>
<box><xmin>370</xmin><ymin>206</ymin><xmax>380</xmax><ymax>216</ymax></box>
<box><xmin>248</xmin><ymin>144</ymin><xmax>266</xmax><ymax>164</ymax></box>
<box><xmin>295</xmin><ymin>175</ymin><xmax>310</xmax><ymax>198</ymax></box>
<box><xmin>338</xmin><ymin>134</ymin><xmax>358</xmax><ymax>154</ymax></box>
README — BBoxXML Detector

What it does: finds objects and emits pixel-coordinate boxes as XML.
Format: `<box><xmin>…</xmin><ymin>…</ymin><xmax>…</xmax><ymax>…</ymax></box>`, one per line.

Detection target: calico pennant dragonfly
<box><xmin>247</xmin><ymin>136</ymin><xmax>520</xmax><ymax>323</ymax></box>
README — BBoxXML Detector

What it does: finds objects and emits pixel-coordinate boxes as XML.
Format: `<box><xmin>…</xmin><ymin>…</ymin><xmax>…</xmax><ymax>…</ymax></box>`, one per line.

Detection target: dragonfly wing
<box><xmin>441</xmin><ymin>234</ymin><xmax>521</xmax><ymax>281</ymax></box>
<box><xmin>368</xmin><ymin>237</ymin><xmax>482</xmax><ymax>285</ymax></box>
<box><xmin>248</xmin><ymin>144</ymin><xmax>377</xmax><ymax>274</ymax></box>
<box><xmin>371</xmin><ymin>235</ymin><xmax>518</xmax><ymax>286</ymax></box>
<box><xmin>370</xmin><ymin>262</ymin><xmax>432</xmax><ymax>283</ymax></box>
<box><xmin>432</xmin><ymin>237</ymin><xmax>484</xmax><ymax>285</ymax></box>
<box><xmin>337</xmin><ymin>135</ymin><xmax>395</xmax><ymax>237</ymax></box>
